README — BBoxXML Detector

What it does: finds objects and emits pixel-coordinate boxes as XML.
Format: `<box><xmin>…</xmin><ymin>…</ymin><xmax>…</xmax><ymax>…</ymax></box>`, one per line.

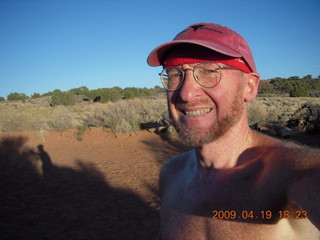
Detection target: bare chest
<box><xmin>160</xmin><ymin>209</ymin><xmax>316</xmax><ymax>240</ymax></box>
<box><xmin>162</xmin><ymin>164</ymin><xmax>287</xmax><ymax>219</ymax></box>
<box><xmin>160</xmin><ymin>166</ymin><xmax>313</xmax><ymax>239</ymax></box>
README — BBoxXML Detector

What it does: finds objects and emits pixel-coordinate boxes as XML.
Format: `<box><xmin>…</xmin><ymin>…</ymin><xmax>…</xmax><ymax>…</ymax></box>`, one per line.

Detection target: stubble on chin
<box><xmin>171</xmin><ymin>93</ymin><xmax>244</xmax><ymax>147</ymax></box>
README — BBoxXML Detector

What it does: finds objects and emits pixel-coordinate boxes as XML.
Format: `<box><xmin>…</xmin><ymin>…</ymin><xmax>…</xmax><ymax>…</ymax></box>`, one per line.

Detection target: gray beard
<box><xmin>172</xmin><ymin>94</ymin><xmax>244</xmax><ymax>147</ymax></box>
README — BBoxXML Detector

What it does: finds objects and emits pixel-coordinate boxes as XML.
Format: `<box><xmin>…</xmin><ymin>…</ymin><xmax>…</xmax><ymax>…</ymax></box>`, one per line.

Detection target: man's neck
<box><xmin>196</xmin><ymin>123</ymin><xmax>255</xmax><ymax>169</ymax></box>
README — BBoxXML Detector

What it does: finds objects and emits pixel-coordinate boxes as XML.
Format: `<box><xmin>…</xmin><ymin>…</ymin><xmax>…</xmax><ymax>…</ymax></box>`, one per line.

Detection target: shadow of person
<box><xmin>0</xmin><ymin>136</ymin><xmax>159</xmax><ymax>240</ymax></box>
<box><xmin>37</xmin><ymin>144</ymin><xmax>54</xmax><ymax>180</ymax></box>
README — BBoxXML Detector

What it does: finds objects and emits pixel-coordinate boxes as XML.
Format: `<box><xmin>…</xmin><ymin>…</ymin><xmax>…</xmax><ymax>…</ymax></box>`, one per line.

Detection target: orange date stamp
<box><xmin>212</xmin><ymin>210</ymin><xmax>308</xmax><ymax>220</ymax></box>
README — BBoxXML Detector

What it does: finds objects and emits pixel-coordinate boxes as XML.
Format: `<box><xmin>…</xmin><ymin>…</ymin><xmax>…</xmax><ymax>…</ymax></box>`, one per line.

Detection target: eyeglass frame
<box><xmin>159</xmin><ymin>62</ymin><xmax>238</xmax><ymax>91</ymax></box>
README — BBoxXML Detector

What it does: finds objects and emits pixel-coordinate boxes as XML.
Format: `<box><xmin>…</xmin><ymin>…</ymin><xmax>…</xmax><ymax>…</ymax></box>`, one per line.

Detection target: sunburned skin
<box><xmin>159</xmin><ymin>132</ymin><xmax>320</xmax><ymax>239</ymax></box>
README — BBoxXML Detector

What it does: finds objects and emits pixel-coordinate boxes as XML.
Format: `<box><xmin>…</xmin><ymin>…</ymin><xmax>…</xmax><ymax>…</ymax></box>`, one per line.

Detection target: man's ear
<box><xmin>244</xmin><ymin>72</ymin><xmax>260</xmax><ymax>102</ymax></box>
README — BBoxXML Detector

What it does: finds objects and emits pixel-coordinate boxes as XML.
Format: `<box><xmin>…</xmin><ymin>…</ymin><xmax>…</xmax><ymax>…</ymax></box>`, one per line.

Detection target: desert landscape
<box><xmin>0</xmin><ymin>96</ymin><xmax>319</xmax><ymax>239</ymax></box>
<box><xmin>1</xmin><ymin>1</ymin><xmax>319</xmax><ymax>239</ymax></box>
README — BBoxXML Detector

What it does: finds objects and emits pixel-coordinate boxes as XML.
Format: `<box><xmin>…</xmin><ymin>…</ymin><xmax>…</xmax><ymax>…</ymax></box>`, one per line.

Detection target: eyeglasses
<box><xmin>159</xmin><ymin>62</ymin><xmax>238</xmax><ymax>91</ymax></box>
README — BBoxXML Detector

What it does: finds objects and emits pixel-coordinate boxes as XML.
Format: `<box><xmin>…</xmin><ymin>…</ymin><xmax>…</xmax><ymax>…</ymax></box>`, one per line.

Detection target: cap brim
<box><xmin>147</xmin><ymin>40</ymin><xmax>242</xmax><ymax>67</ymax></box>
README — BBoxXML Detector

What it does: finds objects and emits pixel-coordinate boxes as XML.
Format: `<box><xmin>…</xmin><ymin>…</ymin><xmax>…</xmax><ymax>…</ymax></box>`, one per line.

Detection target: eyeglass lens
<box><xmin>161</xmin><ymin>62</ymin><xmax>221</xmax><ymax>91</ymax></box>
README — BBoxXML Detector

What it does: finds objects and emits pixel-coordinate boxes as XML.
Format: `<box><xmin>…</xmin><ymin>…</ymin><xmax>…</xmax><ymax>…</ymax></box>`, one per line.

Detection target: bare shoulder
<box><xmin>252</xmin><ymin>133</ymin><xmax>320</xmax><ymax>229</ymax></box>
<box><xmin>274</xmin><ymin>140</ymin><xmax>320</xmax><ymax>169</ymax></box>
<box><xmin>254</xmin><ymin>131</ymin><xmax>320</xmax><ymax>168</ymax></box>
<box><xmin>273</xmin><ymin>140</ymin><xmax>320</xmax><ymax>229</ymax></box>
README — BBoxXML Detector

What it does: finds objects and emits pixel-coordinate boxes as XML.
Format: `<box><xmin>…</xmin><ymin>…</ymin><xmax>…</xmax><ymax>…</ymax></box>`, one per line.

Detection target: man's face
<box><xmin>167</xmin><ymin>63</ymin><xmax>246</xmax><ymax>147</ymax></box>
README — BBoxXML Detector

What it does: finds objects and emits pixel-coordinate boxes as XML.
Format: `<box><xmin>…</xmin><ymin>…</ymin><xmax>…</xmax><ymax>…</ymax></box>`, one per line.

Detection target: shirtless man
<box><xmin>147</xmin><ymin>23</ymin><xmax>320</xmax><ymax>239</ymax></box>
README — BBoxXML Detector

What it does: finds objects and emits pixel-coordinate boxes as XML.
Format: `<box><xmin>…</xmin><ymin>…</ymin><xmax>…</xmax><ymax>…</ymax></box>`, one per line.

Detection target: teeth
<box><xmin>185</xmin><ymin>108</ymin><xmax>212</xmax><ymax>116</ymax></box>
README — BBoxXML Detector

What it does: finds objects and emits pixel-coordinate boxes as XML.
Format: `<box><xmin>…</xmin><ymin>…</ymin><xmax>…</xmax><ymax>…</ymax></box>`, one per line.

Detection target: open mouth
<box><xmin>184</xmin><ymin>108</ymin><xmax>213</xmax><ymax>117</ymax></box>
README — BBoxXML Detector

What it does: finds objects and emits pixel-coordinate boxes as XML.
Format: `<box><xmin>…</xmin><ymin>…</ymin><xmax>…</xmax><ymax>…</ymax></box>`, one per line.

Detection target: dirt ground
<box><xmin>0</xmin><ymin>128</ymin><xmax>189</xmax><ymax>240</ymax></box>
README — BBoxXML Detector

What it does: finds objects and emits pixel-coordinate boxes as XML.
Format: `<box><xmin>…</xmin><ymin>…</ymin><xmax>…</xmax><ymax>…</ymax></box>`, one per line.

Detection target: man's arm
<box><xmin>288</xmin><ymin>150</ymin><xmax>320</xmax><ymax>229</ymax></box>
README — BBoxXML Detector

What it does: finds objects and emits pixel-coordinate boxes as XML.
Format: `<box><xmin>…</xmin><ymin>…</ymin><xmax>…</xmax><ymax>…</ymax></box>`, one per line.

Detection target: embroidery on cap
<box><xmin>201</xmin><ymin>27</ymin><xmax>223</xmax><ymax>34</ymax></box>
<box><xmin>191</xmin><ymin>24</ymin><xmax>205</xmax><ymax>31</ymax></box>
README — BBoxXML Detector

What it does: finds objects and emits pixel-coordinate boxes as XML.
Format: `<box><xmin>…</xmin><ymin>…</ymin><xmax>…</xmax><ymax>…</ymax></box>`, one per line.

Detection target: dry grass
<box><xmin>248</xmin><ymin>96</ymin><xmax>320</xmax><ymax>125</ymax></box>
<box><xmin>0</xmin><ymin>96</ymin><xmax>169</xmax><ymax>134</ymax></box>
<box><xmin>0</xmin><ymin>95</ymin><xmax>319</xmax><ymax>135</ymax></box>
<box><xmin>83</xmin><ymin>98</ymin><xmax>169</xmax><ymax>133</ymax></box>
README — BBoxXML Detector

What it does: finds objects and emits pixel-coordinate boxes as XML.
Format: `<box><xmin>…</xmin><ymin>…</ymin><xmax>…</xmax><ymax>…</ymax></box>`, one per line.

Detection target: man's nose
<box><xmin>177</xmin><ymin>70</ymin><xmax>201</xmax><ymax>102</ymax></box>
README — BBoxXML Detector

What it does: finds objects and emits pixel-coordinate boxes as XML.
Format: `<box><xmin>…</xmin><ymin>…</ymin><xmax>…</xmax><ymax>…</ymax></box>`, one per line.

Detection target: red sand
<box><xmin>0</xmin><ymin>128</ymin><xmax>188</xmax><ymax>240</ymax></box>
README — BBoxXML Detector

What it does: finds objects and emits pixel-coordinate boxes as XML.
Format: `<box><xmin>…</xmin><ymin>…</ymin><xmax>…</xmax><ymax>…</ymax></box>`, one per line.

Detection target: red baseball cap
<box><xmin>147</xmin><ymin>23</ymin><xmax>256</xmax><ymax>72</ymax></box>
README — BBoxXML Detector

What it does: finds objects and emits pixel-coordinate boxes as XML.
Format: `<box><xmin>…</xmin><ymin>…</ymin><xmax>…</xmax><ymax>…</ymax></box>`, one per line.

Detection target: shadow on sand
<box><xmin>0</xmin><ymin>136</ymin><xmax>159</xmax><ymax>240</ymax></box>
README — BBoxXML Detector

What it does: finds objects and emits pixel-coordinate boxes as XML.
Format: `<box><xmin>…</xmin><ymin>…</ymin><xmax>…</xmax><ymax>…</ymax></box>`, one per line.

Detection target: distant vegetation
<box><xmin>0</xmin><ymin>93</ymin><xmax>319</xmax><ymax>138</ymax></box>
<box><xmin>51</xmin><ymin>89</ymin><xmax>76</xmax><ymax>107</ymax></box>
<box><xmin>1</xmin><ymin>75</ymin><xmax>319</xmax><ymax>103</ymax></box>
<box><xmin>0</xmin><ymin>75</ymin><xmax>319</xmax><ymax>137</ymax></box>
<box><xmin>0</xmin><ymin>85</ymin><xmax>168</xmax><ymax>136</ymax></box>
<box><xmin>259</xmin><ymin>75</ymin><xmax>320</xmax><ymax>97</ymax></box>
<box><xmin>7</xmin><ymin>92</ymin><xmax>28</xmax><ymax>102</ymax></box>
<box><xmin>1</xmin><ymin>86</ymin><xmax>165</xmax><ymax>106</ymax></box>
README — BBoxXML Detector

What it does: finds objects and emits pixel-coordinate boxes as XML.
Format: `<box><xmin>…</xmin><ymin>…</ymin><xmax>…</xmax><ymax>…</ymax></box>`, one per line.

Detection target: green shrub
<box><xmin>31</xmin><ymin>93</ymin><xmax>41</xmax><ymax>99</ymax></box>
<box><xmin>290</xmin><ymin>82</ymin><xmax>309</xmax><ymax>97</ymax></box>
<box><xmin>88</xmin><ymin>88</ymin><xmax>122</xmax><ymax>102</ymax></box>
<box><xmin>42</xmin><ymin>91</ymin><xmax>53</xmax><ymax>97</ymax></box>
<box><xmin>51</xmin><ymin>89</ymin><xmax>76</xmax><ymax>106</ymax></box>
<box><xmin>68</xmin><ymin>86</ymin><xmax>89</xmax><ymax>96</ymax></box>
<box><xmin>103</xmin><ymin>88</ymin><xmax>122</xmax><ymax>102</ymax></box>
<box><xmin>7</xmin><ymin>92</ymin><xmax>28</xmax><ymax>102</ymax></box>
<box><xmin>122</xmin><ymin>87</ymin><xmax>140</xmax><ymax>99</ymax></box>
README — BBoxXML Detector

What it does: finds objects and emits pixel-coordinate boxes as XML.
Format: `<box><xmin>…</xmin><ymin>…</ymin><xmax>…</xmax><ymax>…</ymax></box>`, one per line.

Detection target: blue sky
<box><xmin>0</xmin><ymin>0</ymin><xmax>319</xmax><ymax>98</ymax></box>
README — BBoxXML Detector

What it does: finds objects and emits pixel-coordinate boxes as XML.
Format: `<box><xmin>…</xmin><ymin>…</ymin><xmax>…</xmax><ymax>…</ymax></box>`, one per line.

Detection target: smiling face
<box><xmin>167</xmin><ymin>63</ymin><xmax>248</xmax><ymax>147</ymax></box>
